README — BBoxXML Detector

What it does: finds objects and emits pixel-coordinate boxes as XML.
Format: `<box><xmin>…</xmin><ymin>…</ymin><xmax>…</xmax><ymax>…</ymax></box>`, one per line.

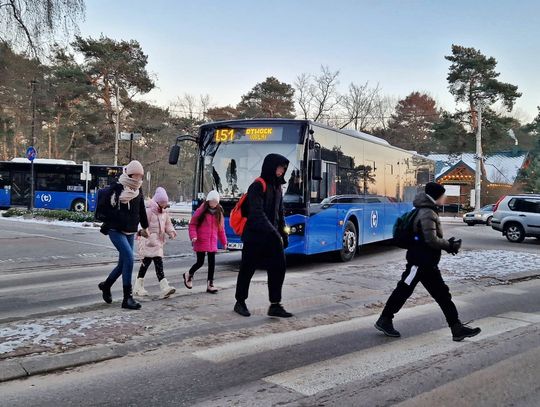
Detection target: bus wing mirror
<box><xmin>169</xmin><ymin>145</ymin><xmax>180</xmax><ymax>165</ymax></box>
<box><xmin>312</xmin><ymin>159</ymin><xmax>323</xmax><ymax>181</ymax></box>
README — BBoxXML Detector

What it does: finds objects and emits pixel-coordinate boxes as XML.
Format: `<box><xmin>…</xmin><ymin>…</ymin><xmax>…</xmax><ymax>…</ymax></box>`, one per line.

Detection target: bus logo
<box><xmin>370</xmin><ymin>210</ymin><xmax>379</xmax><ymax>228</ymax></box>
<box><xmin>40</xmin><ymin>193</ymin><xmax>52</xmax><ymax>203</ymax></box>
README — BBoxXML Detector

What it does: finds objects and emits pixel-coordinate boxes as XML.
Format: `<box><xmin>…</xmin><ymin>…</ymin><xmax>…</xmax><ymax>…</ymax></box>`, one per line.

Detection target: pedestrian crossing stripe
<box><xmin>193</xmin><ymin>300</ymin><xmax>472</xmax><ymax>364</ymax></box>
<box><xmin>262</xmin><ymin>313</ymin><xmax>538</xmax><ymax>396</ymax></box>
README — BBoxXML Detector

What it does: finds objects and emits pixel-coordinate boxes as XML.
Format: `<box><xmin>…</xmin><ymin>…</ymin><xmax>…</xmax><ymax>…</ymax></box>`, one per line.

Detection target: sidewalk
<box><xmin>2</xmin><ymin>248</ymin><xmax>539</xmax><ymax>383</ymax></box>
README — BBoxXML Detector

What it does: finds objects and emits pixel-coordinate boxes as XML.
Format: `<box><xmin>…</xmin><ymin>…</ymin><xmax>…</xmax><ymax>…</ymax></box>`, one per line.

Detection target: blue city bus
<box><xmin>169</xmin><ymin>119</ymin><xmax>434</xmax><ymax>261</ymax></box>
<box><xmin>0</xmin><ymin>159</ymin><xmax>122</xmax><ymax>212</ymax></box>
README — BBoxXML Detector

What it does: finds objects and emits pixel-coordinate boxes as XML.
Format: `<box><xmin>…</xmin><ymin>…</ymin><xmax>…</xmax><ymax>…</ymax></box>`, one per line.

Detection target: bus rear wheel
<box><xmin>337</xmin><ymin>220</ymin><xmax>357</xmax><ymax>262</ymax></box>
<box><xmin>71</xmin><ymin>199</ymin><xmax>86</xmax><ymax>212</ymax></box>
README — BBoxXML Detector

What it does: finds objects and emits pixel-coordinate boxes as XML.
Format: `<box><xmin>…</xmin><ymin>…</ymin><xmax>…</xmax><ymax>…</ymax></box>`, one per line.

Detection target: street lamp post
<box><xmin>474</xmin><ymin>102</ymin><xmax>483</xmax><ymax>212</ymax></box>
<box><xmin>114</xmin><ymin>84</ymin><xmax>120</xmax><ymax>166</ymax></box>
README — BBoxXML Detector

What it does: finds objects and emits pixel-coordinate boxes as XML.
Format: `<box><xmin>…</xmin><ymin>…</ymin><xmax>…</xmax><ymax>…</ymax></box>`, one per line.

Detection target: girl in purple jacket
<box><xmin>184</xmin><ymin>190</ymin><xmax>227</xmax><ymax>293</ymax></box>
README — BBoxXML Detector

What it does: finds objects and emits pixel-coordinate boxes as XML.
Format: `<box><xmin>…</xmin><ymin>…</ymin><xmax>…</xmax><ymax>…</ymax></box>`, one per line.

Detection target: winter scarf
<box><xmin>118</xmin><ymin>173</ymin><xmax>142</xmax><ymax>204</ymax></box>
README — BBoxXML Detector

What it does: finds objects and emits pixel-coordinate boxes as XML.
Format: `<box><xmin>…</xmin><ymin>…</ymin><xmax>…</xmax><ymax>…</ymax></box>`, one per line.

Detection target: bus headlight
<box><xmin>286</xmin><ymin>223</ymin><xmax>305</xmax><ymax>236</ymax></box>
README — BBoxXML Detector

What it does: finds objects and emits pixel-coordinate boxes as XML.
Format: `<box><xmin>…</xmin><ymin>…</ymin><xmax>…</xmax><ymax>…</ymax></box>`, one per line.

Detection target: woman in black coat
<box><xmin>234</xmin><ymin>153</ymin><xmax>293</xmax><ymax>318</ymax></box>
<box><xmin>98</xmin><ymin>160</ymin><xmax>149</xmax><ymax>310</ymax></box>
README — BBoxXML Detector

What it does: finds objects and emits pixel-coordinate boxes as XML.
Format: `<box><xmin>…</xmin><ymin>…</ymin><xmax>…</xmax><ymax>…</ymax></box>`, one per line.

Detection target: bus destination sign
<box><xmin>214</xmin><ymin>127</ymin><xmax>283</xmax><ymax>143</ymax></box>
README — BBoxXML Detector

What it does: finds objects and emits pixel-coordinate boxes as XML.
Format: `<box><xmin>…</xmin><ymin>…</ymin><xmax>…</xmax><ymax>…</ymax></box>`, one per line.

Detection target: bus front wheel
<box><xmin>337</xmin><ymin>220</ymin><xmax>357</xmax><ymax>262</ymax></box>
<box><xmin>71</xmin><ymin>199</ymin><xmax>86</xmax><ymax>212</ymax></box>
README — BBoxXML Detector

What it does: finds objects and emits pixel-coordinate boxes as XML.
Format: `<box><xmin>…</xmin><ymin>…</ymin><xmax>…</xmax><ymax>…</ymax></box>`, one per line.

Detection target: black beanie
<box><xmin>425</xmin><ymin>182</ymin><xmax>446</xmax><ymax>200</ymax></box>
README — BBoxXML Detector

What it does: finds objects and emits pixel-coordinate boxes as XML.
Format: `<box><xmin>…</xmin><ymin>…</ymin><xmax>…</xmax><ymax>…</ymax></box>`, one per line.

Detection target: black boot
<box><xmin>451</xmin><ymin>322</ymin><xmax>481</xmax><ymax>342</ymax></box>
<box><xmin>122</xmin><ymin>285</ymin><xmax>141</xmax><ymax>310</ymax></box>
<box><xmin>98</xmin><ymin>280</ymin><xmax>113</xmax><ymax>304</ymax></box>
<box><xmin>234</xmin><ymin>301</ymin><xmax>251</xmax><ymax>317</ymax></box>
<box><xmin>268</xmin><ymin>303</ymin><xmax>293</xmax><ymax>318</ymax></box>
<box><xmin>375</xmin><ymin>316</ymin><xmax>401</xmax><ymax>338</ymax></box>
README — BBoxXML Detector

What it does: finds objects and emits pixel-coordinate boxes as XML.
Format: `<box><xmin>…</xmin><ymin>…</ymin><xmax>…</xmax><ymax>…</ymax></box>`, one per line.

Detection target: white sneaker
<box><xmin>133</xmin><ymin>278</ymin><xmax>149</xmax><ymax>296</ymax></box>
<box><xmin>160</xmin><ymin>278</ymin><xmax>176</xmax><ymax>299</ymax></box>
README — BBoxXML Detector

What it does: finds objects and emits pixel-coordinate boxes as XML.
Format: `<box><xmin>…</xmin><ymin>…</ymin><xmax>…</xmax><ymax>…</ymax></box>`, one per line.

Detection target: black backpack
<box><xmin>94</xmin><ymin>185</ymin><xmax>119</xmax><ymax>222</ymax></box>
<box><xmin>393</xmin><ymin>209</ymin><xmax>419</xmax><ymax>249</ymax></box>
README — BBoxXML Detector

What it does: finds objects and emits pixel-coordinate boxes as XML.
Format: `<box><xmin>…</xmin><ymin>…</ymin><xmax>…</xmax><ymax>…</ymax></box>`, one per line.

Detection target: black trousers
<box><xmin>381</xmin><ymin>264</ymin><xmax>460</xmax><ymax>327</ymax></box>
<box><xmin>235</xmin><ymin>240</ymin><xmax>286</xmax><ymax>304</ymax></box>
<box><xmin>189</xmin><ymin>252</ymin><xmax>216</xmax><ymax>281</ymax></box>
<box><xmin>137</xmin><ymin>257</ymin><xmax>165</xmax><ymax>281</ymax></box>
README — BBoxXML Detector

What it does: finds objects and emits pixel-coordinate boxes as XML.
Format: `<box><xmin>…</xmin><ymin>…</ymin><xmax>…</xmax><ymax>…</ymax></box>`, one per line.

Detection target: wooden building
<box><xmin>427</xmin><ymin>152</ymin><xmax>529</xmax><ymax>209</ymax></box>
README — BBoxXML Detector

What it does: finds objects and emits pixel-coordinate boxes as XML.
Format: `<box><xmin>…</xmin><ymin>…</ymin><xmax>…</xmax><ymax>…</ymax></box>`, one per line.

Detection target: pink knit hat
<box><xmin>125</xmin><ymin>160</ymin><xmax>144</xmax><ymax>176</ymax></box>
<box><xmin>153</xmin><ymin>187</ymin><xmax>169</xmax><ymax>206</ymax></box>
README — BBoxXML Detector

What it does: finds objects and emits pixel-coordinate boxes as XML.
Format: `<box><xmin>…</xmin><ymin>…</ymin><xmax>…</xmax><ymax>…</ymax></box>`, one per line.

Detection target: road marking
<box><xmin>490</xmin><ymin>287</ymin><xmax>528</xmax><ymax>295</ymax></box>
<box><xmin>262</xmin><ymin>313</ymin><xmax>537</xmax><ymax>396</ymax></box>
<box><xmin>0</xmin><ymin>228</ymin><xmax>114</xmax><ymax>249</ymax></box>
<box><xmin>193</xmin><ymin>299</ymin><xmax>472</xmax><ymax>364</ymax></box>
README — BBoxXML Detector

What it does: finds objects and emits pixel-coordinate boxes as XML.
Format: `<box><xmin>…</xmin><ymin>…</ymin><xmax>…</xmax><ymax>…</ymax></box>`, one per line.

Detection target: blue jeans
<box><xmin>107</xmin><ymin>230</ymin><xmax>135</xmax><ymax>287</ymax></box>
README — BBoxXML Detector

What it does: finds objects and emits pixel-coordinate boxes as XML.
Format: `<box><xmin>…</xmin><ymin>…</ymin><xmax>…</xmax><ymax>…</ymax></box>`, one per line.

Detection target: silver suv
<box><xmin>491</xmin><ymin>194</ymin><xmax>540</xmax><ymax>243</ymax></box>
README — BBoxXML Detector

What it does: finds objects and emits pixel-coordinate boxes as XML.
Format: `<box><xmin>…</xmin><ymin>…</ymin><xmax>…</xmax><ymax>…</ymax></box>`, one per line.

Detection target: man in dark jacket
<box><xmin>234</xmin><ymin>153</ymin><xmax>293</xmax><ymax>318</ymax></box>
<box><xmin>375</xmin><ymin>182</ymin><xmax>481</xmax><ymax>342</ymax></box>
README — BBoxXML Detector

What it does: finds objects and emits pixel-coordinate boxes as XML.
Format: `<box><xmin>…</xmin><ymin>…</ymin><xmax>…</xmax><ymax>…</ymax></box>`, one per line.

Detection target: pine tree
<box><xmin>236</xmin><ymin>77</ymin><xmax>295</xmax><ymax>118</ymax></box>
<box><xmin>517</xmin><ymin>108</ymin><xmax>540</xmax><ymax>193</ymax></box>
<box><xmin>445</xmin><ymin>45</ymin><xmax>521</xmax><ymax>131</ymax></box>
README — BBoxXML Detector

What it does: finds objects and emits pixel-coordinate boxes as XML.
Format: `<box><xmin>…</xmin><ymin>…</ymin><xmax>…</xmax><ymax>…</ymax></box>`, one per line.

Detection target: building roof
<box><xmin>427</xmin><ymin>152</ymin><xmax>528</xmax><ymax>184</ymax></box>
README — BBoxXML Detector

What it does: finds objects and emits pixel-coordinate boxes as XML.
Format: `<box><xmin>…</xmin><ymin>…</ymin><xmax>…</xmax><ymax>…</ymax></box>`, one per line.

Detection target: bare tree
<box><xmin>0</xmin><ymin>0</ymin><xmax>85</xmax><ymax>57</ymax></box>
<box><xmin>372</xmin><ymin>94</ymin><xmax>396</xmax><ymax>132</ymax></box>
<box><xmin>170</xmin><ymin>93</ymin><xmax>215</xmax><ymax>122</ymax></box>
<box><xmin>312</xmin><ymin>66</ymin><xmax>341</xmax><ymax>121</ymax></box>
<box><xmin>199</xmin><ymin>94</ymin><xmax>211</xmax><ymax>120</ymax></box>
<box><xmin>339</xmin><ymin>82</ymin><xmax>381</xmax><ymax>131</ymax></box>
<box><xmin>294</xmin><ymin>73</ymin><xmax>314</xmax><ymax>120</ymax></box>
<box><xmin>294</xmin><ymin>66</ymin><xmax>341</xmax><ymax>122</ymax></box>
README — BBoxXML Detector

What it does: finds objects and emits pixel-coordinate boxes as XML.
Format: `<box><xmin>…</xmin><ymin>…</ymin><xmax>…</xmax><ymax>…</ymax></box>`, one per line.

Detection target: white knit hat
<box><xmin>206</xmin><ymin>190</ymin><xmax>220</xmax><ymax>203</ymax></box>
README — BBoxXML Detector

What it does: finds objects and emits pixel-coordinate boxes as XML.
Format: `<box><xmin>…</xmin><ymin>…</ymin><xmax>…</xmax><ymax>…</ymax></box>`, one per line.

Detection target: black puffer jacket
<box><xmin>242</xmin><ymin>154</ymin><xmax>289</xmax><ymax>245</ymax></box>
<box><xmin>407</xmin><ymin>192</ymin><xmax>451</xmax><ymax>267</ymax></box>
<box><xmin>101</xmin><ymin>182</ymin><xmax>149</xmax><ymax>234</ymax></box>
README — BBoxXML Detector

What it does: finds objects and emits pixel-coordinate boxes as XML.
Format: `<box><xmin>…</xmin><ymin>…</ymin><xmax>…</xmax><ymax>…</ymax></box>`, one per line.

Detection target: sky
<box><xmin>80</xmin><ymin>0</ymin><xmax>540</xmax><ymax>121</ymax></box>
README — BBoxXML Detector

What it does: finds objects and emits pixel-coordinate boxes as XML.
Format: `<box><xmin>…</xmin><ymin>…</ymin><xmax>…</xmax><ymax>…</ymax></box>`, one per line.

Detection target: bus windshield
<box><xmin>200</xmin><ymin>123</ymin><xmax>305</xmax><ymax>203</ymax></box>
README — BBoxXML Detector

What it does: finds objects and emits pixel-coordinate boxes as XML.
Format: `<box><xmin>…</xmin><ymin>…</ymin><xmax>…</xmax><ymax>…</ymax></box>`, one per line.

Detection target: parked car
<box><xmin>491</xmin><ymin>194</ymin><xmax>540</xmax><ymax>243</ymax></box>
<box><xmin>463</xmin><ymin>204</ymin><xmax>494</xmax><ymax>226</ymax></box>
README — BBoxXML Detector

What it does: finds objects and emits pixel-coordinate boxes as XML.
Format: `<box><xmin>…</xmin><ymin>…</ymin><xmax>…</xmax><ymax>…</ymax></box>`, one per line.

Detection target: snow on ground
<box><xmin>0</xmin><ymin>315</ymin><xmax>133</xmax><ymax>355</ymax></box>
<box><xmin>0</xmin><ymin>215</ymin><xmax>99</xmax><ymax>229</ymax></box>
<box><xmin>440</xmin><ymin>249</ymin><xmax>540</xmax><ymax>280</ymax></box>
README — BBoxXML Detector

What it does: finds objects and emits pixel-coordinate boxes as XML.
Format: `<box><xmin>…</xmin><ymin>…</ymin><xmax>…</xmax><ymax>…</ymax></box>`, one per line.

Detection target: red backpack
<box><xmin>229</xmin><ymin>177</ymin><xmax>267</xmax><ymax>236</ymax></box>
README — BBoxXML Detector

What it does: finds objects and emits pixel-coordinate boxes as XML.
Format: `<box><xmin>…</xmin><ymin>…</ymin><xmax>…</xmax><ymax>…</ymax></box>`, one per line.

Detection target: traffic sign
<box><xmin>26</xmin><ymin>146</ymin><xmax>37</xmax><ymax>161</ymax></box>
<box><xmin>82</xmin><ymin>161</ymin><xmax>90</xmax><ymax>174</ymax></box>
<box><xmin>119</xmin><ymin>132</ymin><xmax>142</xmax><ymax>141</ymax></box>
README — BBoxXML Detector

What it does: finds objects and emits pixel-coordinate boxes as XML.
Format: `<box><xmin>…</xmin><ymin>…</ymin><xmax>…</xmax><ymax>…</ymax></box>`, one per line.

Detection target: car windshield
<box><xmin>481</xmin><ymin>205</ymin><xmax>493</xmax><ymax>211</ymax></box>
<box><xmin>200</xmin><ymin>123</ymin><xmax>305</xmax><ymax>203</ymax></box>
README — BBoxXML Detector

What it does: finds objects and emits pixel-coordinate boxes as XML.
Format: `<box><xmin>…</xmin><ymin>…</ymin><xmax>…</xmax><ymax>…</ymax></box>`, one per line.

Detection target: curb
<box><xmin>0</xmin><ymin>346</ymin><xmax>127</xmax><ymax>383</ymax></box>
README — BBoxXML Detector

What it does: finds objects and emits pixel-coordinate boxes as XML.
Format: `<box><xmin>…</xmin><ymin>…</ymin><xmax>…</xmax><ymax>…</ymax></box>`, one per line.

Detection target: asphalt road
<box><xmin>0</xmin><ymin>218</ymin><xmax>539</xmax><ymax>323</ymax></box>
<box><xmin>0</xmin><ymin>278</ymin><xmax>538</xmax><ymax>407</ymax></box>
<box><xmin>1</xmin><ymin>218</ymin><xmax>539</xmax><ymax>406</ymax></box>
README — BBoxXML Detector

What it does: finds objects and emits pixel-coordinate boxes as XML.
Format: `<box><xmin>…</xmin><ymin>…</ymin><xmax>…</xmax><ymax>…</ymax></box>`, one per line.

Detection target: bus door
<box><xmin>308</xmin><ymin>161</ymin><xmax>340</xmax><ymax>253</ymax></box>
<box><xmin>0</xmin><ymin>169</ymin><xmax>10</xmax><ymax>207</ymax></box>
<box><xmin>10</xmin><ymin>170</ymin><xmax>31</xmax><ymax>206</ymax></box>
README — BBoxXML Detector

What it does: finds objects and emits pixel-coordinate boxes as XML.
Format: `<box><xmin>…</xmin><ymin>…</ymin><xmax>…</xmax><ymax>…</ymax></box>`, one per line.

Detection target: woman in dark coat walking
<box><xmin>98</xmin><ymin>160</ymin><xmax>149</xmax><ymax>310</ymax></box>
<box><xmin>234</xmin><ymin>153</ymin><xmax>293</xmax><ymax>318</ymax></box>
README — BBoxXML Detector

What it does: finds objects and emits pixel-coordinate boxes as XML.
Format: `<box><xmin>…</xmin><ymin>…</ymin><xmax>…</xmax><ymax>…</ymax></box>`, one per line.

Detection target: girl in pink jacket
<box><xmin>134</xmin><ymin>187</ymin><xmax>177</xmax><ymax>299</ymax></box>
<box><xmin>184</xmin><ymin>190</ymin><xmax>227</xmax><ymax>293</ymax></box>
